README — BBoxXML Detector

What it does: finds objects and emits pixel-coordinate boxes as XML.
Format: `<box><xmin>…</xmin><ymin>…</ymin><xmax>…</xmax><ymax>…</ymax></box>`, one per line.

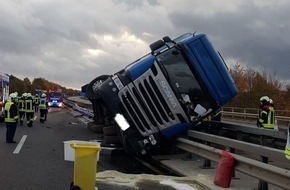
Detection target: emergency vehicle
<box><xmin>47</xmin><ymin>89</ymin><xmax>63</xmax><ymax>107</ymax></box>
<box><xmin>0</xmin><ymin>72</ymin><xmax>9</xmax><ymax>121</ymax></box>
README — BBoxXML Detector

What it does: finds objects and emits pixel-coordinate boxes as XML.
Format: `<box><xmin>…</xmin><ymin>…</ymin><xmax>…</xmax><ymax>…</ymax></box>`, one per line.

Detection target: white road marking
<box><xmin>13</xmin><ymin>135</ymin><xmax>27</xmax><ymax>154</ymax></box>
<box><xmin>34</xmin><ymin>116</ymin><xmax>37</xmax><ymax>120</ymax></box>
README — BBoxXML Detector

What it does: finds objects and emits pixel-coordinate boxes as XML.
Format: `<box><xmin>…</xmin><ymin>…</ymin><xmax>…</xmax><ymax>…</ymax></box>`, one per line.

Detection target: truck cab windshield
<box><xmin>157</xmin><ymin>48</ymin><xmax>211</xmax><ymax>111</ymax></box>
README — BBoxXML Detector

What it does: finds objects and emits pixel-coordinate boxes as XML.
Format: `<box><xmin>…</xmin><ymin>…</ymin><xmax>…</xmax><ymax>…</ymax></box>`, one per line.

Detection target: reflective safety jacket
<box><xmin>4</xmin><ymin>101</ymin><xmax>19</xmax><ymax>123</ymax></box>
<box><xmin>258</xmin><ymin>105</ymin><xmax>275</xmax><ymax>129</ymax></box>
<box><xmin>34</xmin><ymin>96</ymin><xmax>40</xmax><ymax>105</ymax></box>
<box><xmin>285</xmin><ymin>126</ymin><xmax>290</xmax><ymax>160</ymax></box>
<box><xmin>18</xmin><ymin>98</ymin><xmax>26</xmax><ymax>112</ymax></box>
<box><xmin>39</xmin><ymin>98</ymin><xmax>48</xmax><ymax>110</ymax></box>
<box><xmin>25</xmin><ymin>98</ymin><xmax>34</xmax><ymax>113</ymax></box>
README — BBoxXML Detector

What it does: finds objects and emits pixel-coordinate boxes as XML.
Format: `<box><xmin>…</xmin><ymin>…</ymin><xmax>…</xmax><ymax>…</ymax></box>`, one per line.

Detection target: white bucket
<box><xmin>63</xmin><ymin>140</ymin><xmax>101</xmax><ymax>162</ymax></box>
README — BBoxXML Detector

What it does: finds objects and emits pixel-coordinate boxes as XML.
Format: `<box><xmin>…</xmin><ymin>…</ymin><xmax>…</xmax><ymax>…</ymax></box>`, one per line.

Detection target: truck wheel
<box><xmin>104</xmin><ymin>135</ymin><xmax>121</xmax><ymax>144</ymax></box>
<box><xmin>103</xmin><ymin>125</ymin><xmax>118</xmax><ymax>136</ymax></box>
<box><xmin>86</xmin><ymin>75</ymin><xmax>110</xmax><ymax>100</ymax></box>
<box><xmin>91</xmin><ymin>124</ymin><xmax>105</xmax><ymax>133</ymax></box>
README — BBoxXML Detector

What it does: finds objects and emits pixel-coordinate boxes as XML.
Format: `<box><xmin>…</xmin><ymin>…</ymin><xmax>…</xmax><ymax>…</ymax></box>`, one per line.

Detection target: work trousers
<box><xmin>6</xmin><ymin>122</ymin><xmax>17</xmax><ymax>142</ymax></box>
<box><xmin>19</xmin><ymin>111</ymin><xmax>26</xmax><ymax>125</ymax></box>
<box><xmin>26</xmin><ymin>112</ymin><xmax>34</xmax><ymax>127</ymax></box>
<box><xmin>35</xmin><ymin>104</ymin><xmax>39</xmax><ymax>112</ymax></box>
<box><xmin>39</xmin><ymin>109</ymin><xmax>47</xmax><ymax>122</ymax></box>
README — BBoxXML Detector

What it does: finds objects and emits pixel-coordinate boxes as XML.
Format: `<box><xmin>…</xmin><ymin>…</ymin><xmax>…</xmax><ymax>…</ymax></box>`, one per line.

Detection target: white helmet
<box><xmin>9</xmin><ymin>93</ymin><xmax>17</xmax><ymax>101</ymax></box>
<box><xmin>22</xmin><ymin>93</ymin><xmax>27</xmax><ymax>98</ymax></box>
<box><xmin>27</xmin><ymin>93</ymin><xmax>32</xmax><ymax>97</ymax></box>
<box><xmin>41</xmin><ymin>93</ymin><xmax>47</xmax><ymax>98</ymax></box>
<box><xmin>260</xmin><ymin>96</ymin><xmax>270</xmax><ymax>103</ymax></box>
<box><xmin>9</xmin><ymin>93</ymin><xmax>17</xmax><ymax>98</ymax></box>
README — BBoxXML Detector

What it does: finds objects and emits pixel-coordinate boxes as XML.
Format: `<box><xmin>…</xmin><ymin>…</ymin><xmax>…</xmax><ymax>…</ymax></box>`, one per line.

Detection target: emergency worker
<box><xmin>257</xmin><ymin>96</ymin><xmax>275</xmax><ymax>129</ymax></box>
<box><xmin>25</xmin><ymin>93</ymin><xmax>35</xmax><ymax>127</ymax></box>
<box><xmin>13</xmin><ymin>92</ymin><xmax>19</xmax><ymax>104</ymax></box>
<box><xmin>34</xmin><ymin>94</ymin><xmax>40</xmax><ymax>112</ymax></box>
<box><xmin>4</xmin><ymin>93</ymin><xmax>19</xmax><ymax>143</ymax></box>
<box><xmin>39</xmin><ymin>93</ymin><xmax>48</xmax><ymax>123</ymax></box>
<box><xmin>18</xmin><ymin>93</ymin><xmax>27</xmax><ymax>125</ymax></box>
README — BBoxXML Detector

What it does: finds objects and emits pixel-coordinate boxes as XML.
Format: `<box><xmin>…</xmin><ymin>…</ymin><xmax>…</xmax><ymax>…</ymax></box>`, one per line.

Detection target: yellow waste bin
<box><xmin>70</xmin><ymin>143</ymin><xmax>101</xmax><ymax>190</ymax></box>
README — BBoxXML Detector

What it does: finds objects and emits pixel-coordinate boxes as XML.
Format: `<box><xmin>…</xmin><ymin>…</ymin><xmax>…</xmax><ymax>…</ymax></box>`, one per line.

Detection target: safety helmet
<box><xmin>260</xmin><ymin>96</ymin><xmax>270</xmax><ymax>104</ymax></box>
<box><xmin>41</xmin><ymin>93</ymin><xmax>46</xmax><ymax>98</ymax></box>
<box><xmin>269</xmin><ymin>99</ymin><xmax>273</xmax><ymax>104</ymax></box>
<box><xmin>27</xmin><ymin>93</ymin><xmax>32</xmax><ymax>97</ymax></box>
<box><xmin>9</xmin><ymin>93</ymin><xmax>17</xmax><ymax>101</ymax></box>
<box><xmin>9</xmin><ymin>93</ymin><xmax>17</xmax><ymax>99</ymax></box>
<box><xmin>22</xmin><ymin>93</ymin><xmax>27</xmax><ymax>98</ymax></box>
<box><xmin>35</xmin><ymin>94</ymin><xmax>39</xmax><ymax>97</ymax></box>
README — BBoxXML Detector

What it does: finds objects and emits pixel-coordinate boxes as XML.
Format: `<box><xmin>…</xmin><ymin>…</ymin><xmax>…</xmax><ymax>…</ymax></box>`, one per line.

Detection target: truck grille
<box><xmin>119</xmin><ymin>64</ymin><xmax>187</xmax><ymax>137</ymax></box>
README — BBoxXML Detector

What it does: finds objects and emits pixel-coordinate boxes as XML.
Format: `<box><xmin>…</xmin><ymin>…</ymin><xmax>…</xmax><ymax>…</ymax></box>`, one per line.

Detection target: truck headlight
<box><xmin>114</xmin><ymin>113</ymin><xmax>130</xmax><ymax>131</ymax></box>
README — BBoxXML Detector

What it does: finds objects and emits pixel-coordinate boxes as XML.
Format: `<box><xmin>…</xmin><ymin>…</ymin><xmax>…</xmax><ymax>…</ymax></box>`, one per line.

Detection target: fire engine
<box><xmin>47</xmin><ymin>89</ymin><xmax>63</xmax><ymax>107</ymax></box>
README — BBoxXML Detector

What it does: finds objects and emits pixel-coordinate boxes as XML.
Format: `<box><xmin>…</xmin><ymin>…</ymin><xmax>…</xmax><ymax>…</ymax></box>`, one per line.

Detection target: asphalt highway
<box><xmin>0</xmin><ymin>107</ymin><xmax>137</xmax><ymax>190</ymax></box>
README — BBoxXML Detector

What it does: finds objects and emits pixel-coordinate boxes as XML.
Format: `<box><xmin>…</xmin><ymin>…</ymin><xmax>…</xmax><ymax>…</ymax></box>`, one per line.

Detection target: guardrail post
<box><xmin>257</xmin><ymin>136</ymin><xmax>269</xmax><ymax>190</ymax></box>
<box><xmin>200</xmin><ymin>158</ymin><xmax>213</xmax><ymax>169</ymax></box>
<box><xmin>228</xmin><ymin>147</ymin><xmax>238</xmax><ymax>179</ymax></box>
<box><xmin>199</xmin><ymin>142</ymin><xmax>214</xmax><ymax>169</ymax></box>
<box><xmin>257</xmin><ymin>156</ymin><xmax>269</xmax><ymax>190</ymax></box>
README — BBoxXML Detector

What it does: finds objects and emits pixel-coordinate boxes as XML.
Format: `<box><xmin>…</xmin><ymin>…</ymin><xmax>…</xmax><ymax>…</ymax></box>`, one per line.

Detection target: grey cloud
<box><xmin>0</xmin><ymin>0</ymin><xmax>290</xmax><ymax>89</ymax></box>
<box><xmin>167</xmin><ymin>2</ymin><xmax>290</xmax><ymax>82</ymax></box>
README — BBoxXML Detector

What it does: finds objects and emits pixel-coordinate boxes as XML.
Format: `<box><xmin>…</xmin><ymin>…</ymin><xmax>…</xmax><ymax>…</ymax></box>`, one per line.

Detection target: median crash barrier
<box><xmin>70</xmin><ymin>142</ymin><xmax>101</xmax><ymax>190</ymax></box>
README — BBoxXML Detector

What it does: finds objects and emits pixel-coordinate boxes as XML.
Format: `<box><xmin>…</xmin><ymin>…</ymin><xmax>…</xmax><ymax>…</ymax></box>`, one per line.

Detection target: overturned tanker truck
<box><xmin>85</xmin><ymin>32</ymin><xmax>237</xmax><ymax>155</ymax></box>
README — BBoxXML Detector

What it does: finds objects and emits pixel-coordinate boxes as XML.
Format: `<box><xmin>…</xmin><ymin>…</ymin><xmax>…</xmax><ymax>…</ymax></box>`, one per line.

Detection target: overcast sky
<box><xmin>1</xmin><ymin>0</ymin><xmax>289</xmax><ymax>90</ymax></box>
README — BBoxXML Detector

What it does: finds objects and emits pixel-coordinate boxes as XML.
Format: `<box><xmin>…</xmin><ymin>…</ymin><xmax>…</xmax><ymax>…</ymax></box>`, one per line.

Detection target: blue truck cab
<box><xmin>86</xmin><ymin>32</ymin><xmax>237</xmax><ymax>155</ymax></box>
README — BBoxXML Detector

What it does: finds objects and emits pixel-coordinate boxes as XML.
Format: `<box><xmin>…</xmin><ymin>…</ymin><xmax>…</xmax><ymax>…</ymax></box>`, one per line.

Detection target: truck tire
<box><xmin>91</xmin><ymin>124</ymin><xmax>105</xmax><ymax>133</ymax></box>
<box><xmin>86</xmin><ymin>75</ymin><xmax>110</xmax><ymax>100</ymax></box>
<box><xmin>103</xmin><ymin>135</ymin><xmax>121</xmax><ymax>145</ymax></box>
<box><xmin>103</xmin><ymin>125</ymin><xmax>118</xmax><ymax>136</ymax></box>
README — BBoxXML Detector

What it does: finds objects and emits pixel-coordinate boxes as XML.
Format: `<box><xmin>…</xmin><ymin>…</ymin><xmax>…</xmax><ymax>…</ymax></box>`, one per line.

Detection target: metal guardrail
<box><xmin>176</xmin><ymin>137</ymin><xmax>290</xmax><ymax>190</ymax></box>
<box><xmin>210</xmin><ymin>121</ymin><xmax>288</xmax><ymax>139</ymax></box>
<box><xmin>63</xmin><ymin>98</ymin><xmax>94</xmax><ymax>118</ymax></box>
<box><xmin>222</xmin><ymin>107</ymin><xmax>290</xmax><ymax>125</ymax></box>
